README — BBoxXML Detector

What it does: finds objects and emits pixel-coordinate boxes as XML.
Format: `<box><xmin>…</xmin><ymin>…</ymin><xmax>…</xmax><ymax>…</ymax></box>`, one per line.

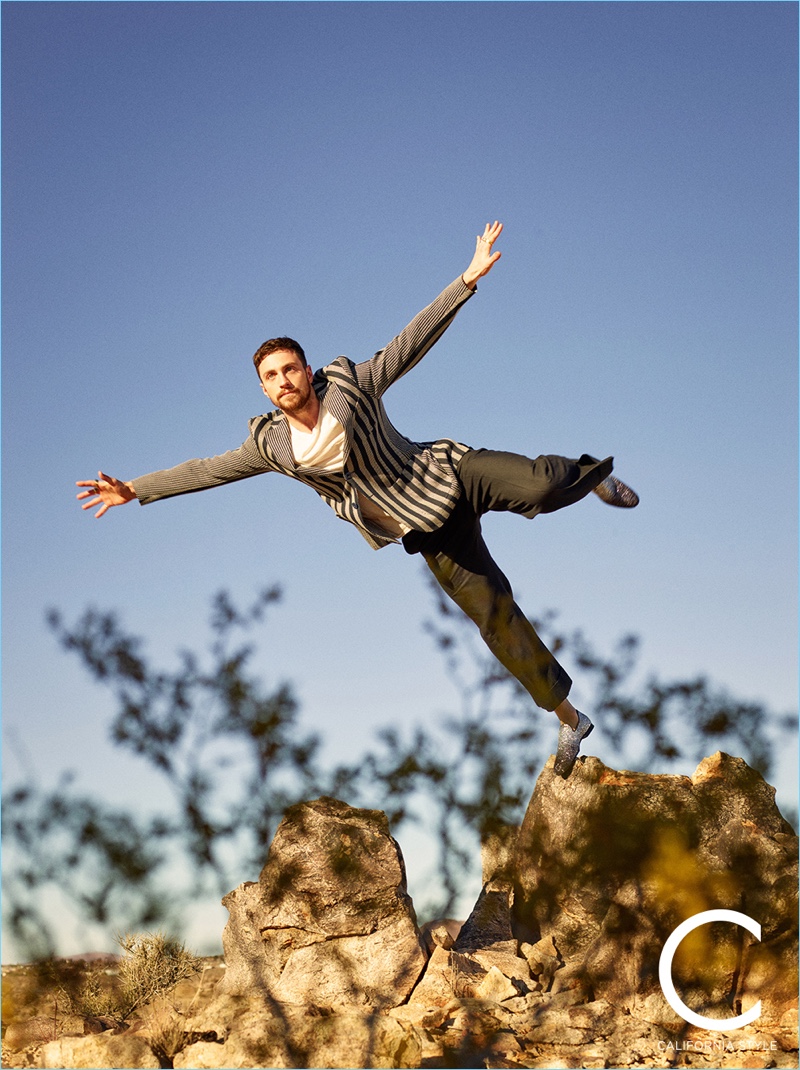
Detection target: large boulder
<box><xmin>512</xmin><ymin>751</ymin><xmax>798</xmax><ymax>1022</ymax></box>
<box><xmin>218</xmin><ymin>797</ymin><xmax>427</xmax><ymax>1009</ymax></box>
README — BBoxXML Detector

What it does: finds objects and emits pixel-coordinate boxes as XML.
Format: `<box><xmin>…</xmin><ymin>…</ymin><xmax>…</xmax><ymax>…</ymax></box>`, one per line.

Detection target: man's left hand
<box><xmin>462</xmin><ymin>221</ymin><xmax>503</xmax><ymax>288</ymax></box>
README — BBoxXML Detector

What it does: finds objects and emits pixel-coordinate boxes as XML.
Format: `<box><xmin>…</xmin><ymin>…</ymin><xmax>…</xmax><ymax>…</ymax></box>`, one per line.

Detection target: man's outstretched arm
<box><xmin>76</xmin><ymin>438</ymin><xmax>274</xmax><ymax>518</ymax></box>
<box><xmin>76</xmin><ymin>472</ymin><xmax>137</xmax><ymax>518</ymax></box>
<box><xmin>355</xmin><ymin>221</ymin><xmax>503</xmax><ymax>397</ymax></box>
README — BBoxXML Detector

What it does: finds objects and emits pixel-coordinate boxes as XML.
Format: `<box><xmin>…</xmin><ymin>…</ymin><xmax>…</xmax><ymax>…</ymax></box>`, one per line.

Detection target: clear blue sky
<box><xmin>3</xmin><ymin>1</ymin><xmax>797</xmax><ymax>958</ymax></box>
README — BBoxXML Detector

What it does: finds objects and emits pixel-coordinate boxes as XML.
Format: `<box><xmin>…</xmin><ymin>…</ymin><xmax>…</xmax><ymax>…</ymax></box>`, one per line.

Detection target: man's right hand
<box><xmin>76</xmin><ymin>471</ymin><xmax>136</xmax><ymax>518</ymax></box>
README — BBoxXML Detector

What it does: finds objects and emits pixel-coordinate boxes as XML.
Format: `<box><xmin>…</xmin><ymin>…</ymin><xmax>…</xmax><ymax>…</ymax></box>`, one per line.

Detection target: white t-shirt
<box><xmin>290</xmin><ymin>404</ymin><xmax>409</xmax><ymax>538</ymax></box>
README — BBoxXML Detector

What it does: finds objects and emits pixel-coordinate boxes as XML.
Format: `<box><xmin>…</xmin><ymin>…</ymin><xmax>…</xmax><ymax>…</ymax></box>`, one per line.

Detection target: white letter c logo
<box><xmin>659</xmin><ymin>909</ymin><xmax>761</xmax><ymax>1030</ymax></box>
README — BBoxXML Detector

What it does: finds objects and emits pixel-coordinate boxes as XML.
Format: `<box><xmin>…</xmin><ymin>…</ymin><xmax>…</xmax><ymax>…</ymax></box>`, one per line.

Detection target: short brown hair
<box><xmin>252</xmin><ymin>337</ymin><xmax>307</xmax><ymax>376</ymax></box>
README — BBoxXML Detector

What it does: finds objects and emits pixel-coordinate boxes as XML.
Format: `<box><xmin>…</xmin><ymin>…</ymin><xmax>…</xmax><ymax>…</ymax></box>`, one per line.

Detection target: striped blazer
<box><xmin>132</xmin><ymin>276</ymin><xmax>476</xmax><ymax>549</ymax></box>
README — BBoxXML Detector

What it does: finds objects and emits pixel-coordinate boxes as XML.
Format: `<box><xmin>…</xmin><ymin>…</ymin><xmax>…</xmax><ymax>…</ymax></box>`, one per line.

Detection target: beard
<box><xmin>277</xmin><ymin>379</ymin><xmax>313</xmax><ymax>415</ymax></box>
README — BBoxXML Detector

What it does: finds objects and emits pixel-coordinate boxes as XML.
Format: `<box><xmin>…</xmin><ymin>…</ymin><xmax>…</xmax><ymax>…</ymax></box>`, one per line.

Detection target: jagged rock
<box><xmin>475</xmin><ymin>964</ymin><xmax>519</xmax><ymax>1002</ymax></box>
<box><xmin>419</xmin><ymin>917</ymin><xmax>461</xmax><ymax>953</ymax></box>
<box><xmin>218</xmin><ymin>797</ymin><xmax>427</xmax><ymax>1009</ymax></box>
<box><xmin>215</xmin><ymin>880</ymin><xmax>273</xmax><ymax>994</ymax></box>
<box><xmin>512</xmin><ymin>751</ymin><xmax>799</xmax><ymax>1019</ymax></box>
<box><xmin>470</xmin><ymin>947</ymin><xmax>531</xmax><ymax>988</ymax></box>
<box><xmin>405</xmin><ymin>943</ymin><xmax>531</xmax><ymax>1013</ymax></box>
<box><xmin>406</xmin><ymin>946</ymin><xmax>487</xmax><ymax>1006</ymax></box>
<box><xmin>520</xmin><ymin>933</ymin><xmax>563</xmax><ymax>991</ymax></box>
<box><xmin>453</xmin><ymin>878</ymin><xmax>517</xmax><ymax>954</ymax></box>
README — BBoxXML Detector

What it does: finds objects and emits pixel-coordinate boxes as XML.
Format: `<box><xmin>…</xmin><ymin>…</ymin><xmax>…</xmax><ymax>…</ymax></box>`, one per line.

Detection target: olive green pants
<box><xmin>404</xmin><ymin>450</ymin><xmax>612</xmax><ymax>712</ymax></box>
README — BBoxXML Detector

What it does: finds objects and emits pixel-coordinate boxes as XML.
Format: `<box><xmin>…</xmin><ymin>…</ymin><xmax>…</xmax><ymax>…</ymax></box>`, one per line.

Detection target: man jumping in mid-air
<box><xmin>77</xmin><ymin>222</ymin><xmax>638</xmax><ymax>778</ymax></box>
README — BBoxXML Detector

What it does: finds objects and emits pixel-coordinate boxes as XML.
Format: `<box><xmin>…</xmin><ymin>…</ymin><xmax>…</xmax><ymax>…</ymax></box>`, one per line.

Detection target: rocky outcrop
<box><xmin>218</xmin><ymin>796</ymin><xmax>427</xmax><ymax>1009</ymax></box>
<box><xmin>23</xmin><ymin>754</ymin><xmax>800</xmax><ymax>1068</ymax></box>
<box><xmin>512</xmin><ymin>751</ymin><xmax>798</xmax><ymax>1021</ymax></box>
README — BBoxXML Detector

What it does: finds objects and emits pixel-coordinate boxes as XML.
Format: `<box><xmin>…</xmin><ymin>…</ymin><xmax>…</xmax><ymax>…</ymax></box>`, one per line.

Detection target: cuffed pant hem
<box><xmin>539</xmin><ymin>672</ymin><xmax>572</xmax><ymax>713</ymax></box>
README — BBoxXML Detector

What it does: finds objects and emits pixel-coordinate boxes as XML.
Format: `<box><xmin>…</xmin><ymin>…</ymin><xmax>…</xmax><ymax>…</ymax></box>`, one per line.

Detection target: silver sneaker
<box><xmin>554</xmin><ymin>711</ymin><xmax>594</xmax><ymax>778</ymax></box>
<box><xmin>593</xmin><ymin>475</ymin><xmax>639</xmax><ymax>508</ymax></box>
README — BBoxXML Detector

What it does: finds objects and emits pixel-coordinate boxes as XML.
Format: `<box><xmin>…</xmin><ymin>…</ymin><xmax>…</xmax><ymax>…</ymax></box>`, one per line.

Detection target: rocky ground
<box><xmin>2</xmin><ymin>753</ymin><xmax>797</xmax><ymax>1068</ymax></box>
<box><xmin>1</xmin><ymin>955</ymin><xmax>226</xmax><ymax>1069</ymax></box>
<box><xmin>1</xmin><ymin>953</ymin><xmax>796</xmax><ymax>1069</ymax></box>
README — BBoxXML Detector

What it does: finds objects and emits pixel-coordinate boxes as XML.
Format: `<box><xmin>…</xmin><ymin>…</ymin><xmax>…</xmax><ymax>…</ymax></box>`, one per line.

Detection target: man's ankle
<box><xmin>554</xmin><ymin>699</ymin><xmax>579</xmax><ymax>730</ymax></box>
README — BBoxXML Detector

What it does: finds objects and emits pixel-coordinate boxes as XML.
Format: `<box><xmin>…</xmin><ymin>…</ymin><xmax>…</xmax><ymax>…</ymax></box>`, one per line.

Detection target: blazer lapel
<box><xmin>265</xmin><ymin>418</ymin><xmax>296</xmax><ymax>470</ymax></box>
<box><xmin>249</xmin><ymin>411</ymin><xmax>296</xmax><ymax>471</ymax></box>
<box><xmin>317</xmin><ymin>380</ymin><xmax>352</xmax><ymax>432</ymax></box>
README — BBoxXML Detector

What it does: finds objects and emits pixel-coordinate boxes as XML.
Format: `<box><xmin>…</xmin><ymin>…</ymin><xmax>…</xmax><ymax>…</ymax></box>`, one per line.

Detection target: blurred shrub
<box><xmin>2</xmin><ymin>585</ymin><xmax>794</xmax><ymax>959</ymax></box>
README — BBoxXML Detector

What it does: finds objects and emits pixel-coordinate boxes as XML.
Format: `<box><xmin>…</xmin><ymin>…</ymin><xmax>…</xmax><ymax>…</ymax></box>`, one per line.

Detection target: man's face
<box><xmin>258</xmin><ymin>350</ymin><xmax>314</xmax><ymax>414</ymax></box>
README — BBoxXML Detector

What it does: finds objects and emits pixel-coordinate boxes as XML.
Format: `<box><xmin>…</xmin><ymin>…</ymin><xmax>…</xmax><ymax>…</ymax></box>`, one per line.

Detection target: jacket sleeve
<box><xmin>130</xmin><ymin>435</ymin><xmax>273</xmax><ymax>505</ymax></box>
<box><xmin>354</xmin><ymin>276</ymin><xmax>475</xmax><ymax>397</ymax></box>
